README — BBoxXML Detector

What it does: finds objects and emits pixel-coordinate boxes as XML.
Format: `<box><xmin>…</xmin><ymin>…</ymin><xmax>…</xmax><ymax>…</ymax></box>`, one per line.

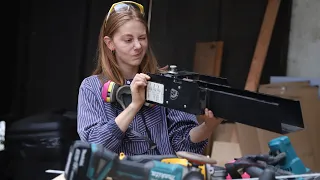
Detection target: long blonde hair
<box><xmin>92</xmin><ymin>7</ymin><xmax>160</xmax><ymax>85</ymax></box>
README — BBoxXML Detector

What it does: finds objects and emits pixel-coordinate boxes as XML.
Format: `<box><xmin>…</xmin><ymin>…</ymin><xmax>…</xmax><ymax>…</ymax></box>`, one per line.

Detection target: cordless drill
<box><xmin>64</xmin><ymin>140</ymin><xmax>206</xmax><ymax>180</ymax></box>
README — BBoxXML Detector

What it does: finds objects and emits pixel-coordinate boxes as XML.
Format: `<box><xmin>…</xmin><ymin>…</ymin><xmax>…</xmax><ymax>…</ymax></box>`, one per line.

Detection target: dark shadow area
<box><xmin>1</xmin><ymin>0</ymin><xmax>291</xmax><ymax>124</ymax></box>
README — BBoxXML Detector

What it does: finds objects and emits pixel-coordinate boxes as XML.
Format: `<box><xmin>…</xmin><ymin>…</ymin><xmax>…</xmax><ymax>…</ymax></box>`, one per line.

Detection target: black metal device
<box><xmin>145</xmin><ymin>65</ymin><xmax>304</xmax><ymax>134</ymax></box>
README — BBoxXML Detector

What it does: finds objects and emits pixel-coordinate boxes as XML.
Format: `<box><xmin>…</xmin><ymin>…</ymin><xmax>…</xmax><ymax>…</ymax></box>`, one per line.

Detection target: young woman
<box><xmin>77</xmin><ymin>1</ymin><xmax>222</xmax><ymax>156</ymax></box>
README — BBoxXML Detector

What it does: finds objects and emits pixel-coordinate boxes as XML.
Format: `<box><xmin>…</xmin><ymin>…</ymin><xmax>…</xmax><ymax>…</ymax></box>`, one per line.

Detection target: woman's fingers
<box><xmin>133</xmin><ymin>74</ymin><xmax>149</xmax><ymax>83</ymax></box>
<box><xmin>139</xmin><ymin>73</ymin><xmax>150</xmax><ymax>80</ymax></box>
<box><xmin>208</xmin><ymin>109</ymin><xmax>214</xmax><ymax>118</ymax></box>
<box><xmin>135</xmin><ymin>81</ymin><xmax>147</xmax><ymax>87</ymax></box>
<box><xmin>205</xmin><ymin>108</ymin><xmax>209</xmax><ymax>117</ymax></box>
<box><xmin>135</xmin><ymin>73</ymin><xmax>150</xmax><ymax>83</ymax></box>
<box><xmin>204</xmin><ymin>108</ymin><xmax>214</xmax><ymax>118</ymax></box>
<box><xmin>131</xmin><ymin>73</ymin><xmax>149</xmax><ymax>90</ymax></box>
<box><xmin>131</xmin><ymin>81</ymin><xmax>147</xmax><ymax>91</ymax></box>
<box><xmin>132</xmin><ymin>76</ymin><xmax>145</xmax><ymax>84</ymax></box>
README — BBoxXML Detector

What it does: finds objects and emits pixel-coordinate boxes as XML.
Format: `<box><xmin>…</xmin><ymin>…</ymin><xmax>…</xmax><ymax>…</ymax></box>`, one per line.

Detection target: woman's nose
<box><xmin>134</xmin><ymin>39</ymin><xmax>141</xmax><ymax>49</ymax></box>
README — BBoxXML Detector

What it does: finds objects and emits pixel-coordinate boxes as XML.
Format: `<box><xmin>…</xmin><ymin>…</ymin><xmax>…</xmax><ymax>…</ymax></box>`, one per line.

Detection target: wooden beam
<box><xmin>147</xmin><ymin>0</ymin><xmax>153</xmax><ymax>32</ymax></box>
<box><xmin>246</xmin><ymin>0</ymin><xmax>282</xmax><ymax>91</ymax></box>
<box><xmin>236</xmin><ymin>0</ymin><xmax>282</xmax><ymax>155</ymax></box>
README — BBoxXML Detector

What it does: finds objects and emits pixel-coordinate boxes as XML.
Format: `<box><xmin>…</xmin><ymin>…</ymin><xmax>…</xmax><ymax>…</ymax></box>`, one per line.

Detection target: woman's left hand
<box><xmin>202</xmin><ymin>108</ymin><xmax>223</xmax><ymax>129</ymax></box>
<box><xmin>189</xmin><ymin>108</ymin><xmax>224</xmax><ymax>143</ymax></box>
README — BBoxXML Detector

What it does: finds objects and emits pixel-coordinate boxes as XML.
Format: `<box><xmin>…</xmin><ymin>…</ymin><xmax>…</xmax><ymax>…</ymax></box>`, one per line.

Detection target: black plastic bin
<box><xmin>5</xmin><ymin>109</ymin><xmax>79</xmax><ymax>180</ymax></box>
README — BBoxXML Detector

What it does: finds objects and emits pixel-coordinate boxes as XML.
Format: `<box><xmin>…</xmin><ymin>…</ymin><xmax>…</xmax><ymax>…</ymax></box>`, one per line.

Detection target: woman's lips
<box><xmin>133</xmin><ymin>51</ymin><xmax>142</xmax><ymax>57</ymax></box>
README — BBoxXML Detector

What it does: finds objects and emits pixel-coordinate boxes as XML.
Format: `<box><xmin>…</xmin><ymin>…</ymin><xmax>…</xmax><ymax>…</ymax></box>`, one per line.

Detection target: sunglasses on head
<box><xmin>106</xmin><ymin>1</ymin><xmax>145</xmax><ymax>21</ymax></box>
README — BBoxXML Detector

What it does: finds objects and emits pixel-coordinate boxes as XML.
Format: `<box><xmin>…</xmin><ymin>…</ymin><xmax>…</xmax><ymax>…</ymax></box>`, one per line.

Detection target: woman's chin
<box><xmin>130</xmin><ymin>58</ymin><xmax>143</xmax><ymax>66</ymax></box>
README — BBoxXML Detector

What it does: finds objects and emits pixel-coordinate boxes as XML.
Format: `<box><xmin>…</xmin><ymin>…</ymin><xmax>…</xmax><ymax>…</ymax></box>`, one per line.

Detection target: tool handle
<box><xmin>110</xmin><ymin>159</ymin><xmax>151</xmax><ymax>180</ymax></box>
<box><xmin>123</xmin><ymin>155</ymin><xmax>177</xmax><ymax>163</ymax></box>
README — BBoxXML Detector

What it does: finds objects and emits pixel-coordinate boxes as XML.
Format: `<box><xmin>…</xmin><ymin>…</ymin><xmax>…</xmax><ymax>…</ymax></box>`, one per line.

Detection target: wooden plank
<box><xmin>193</xmin><ymin>41</ymin><xmax>222</xmax><ymax>76</ymax></box>
<box><xmin>245</xmin><ymin>0</ymin><xmax>282</xmax><ymax>90</ymax></box>
<box><xmin>213</xmin><ymin>41</ymin><xmax>224</xmax><ymax>77</ymax></box>
<box><xmin>147</xmin><ymin>0</ymin><xmax>153</xmax><ymax>32</ymax></box>
<box><xmin>235</xmin><ymin>0</ymin><xmax>282</xmax><ymax>155</ymax></box>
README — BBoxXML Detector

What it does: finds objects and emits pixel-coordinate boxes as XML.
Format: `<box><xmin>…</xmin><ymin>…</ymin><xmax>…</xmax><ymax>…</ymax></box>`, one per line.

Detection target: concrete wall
<box><xmin>287</xmin><ymin>0</ymin><xmax>320</xmax><ymax>78</ymax></box>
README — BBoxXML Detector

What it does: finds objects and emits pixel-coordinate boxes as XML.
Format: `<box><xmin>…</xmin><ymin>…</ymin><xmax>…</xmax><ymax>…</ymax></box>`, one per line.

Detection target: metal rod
<box><xmin>46</xmin><ymin>169</ymin><xmax>64</xmax><ymax>174</ymax></box>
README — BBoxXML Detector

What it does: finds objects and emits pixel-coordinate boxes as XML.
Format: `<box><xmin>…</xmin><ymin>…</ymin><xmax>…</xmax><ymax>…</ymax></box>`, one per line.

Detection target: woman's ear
<box><xmin>103</xmin><ymin>36</ymin><xmax>115</xmax><ymax>51</ymax></box>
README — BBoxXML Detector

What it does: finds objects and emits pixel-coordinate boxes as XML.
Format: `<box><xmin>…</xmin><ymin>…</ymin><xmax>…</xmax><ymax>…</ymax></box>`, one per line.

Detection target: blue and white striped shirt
<box><xmin>77</xmin><ymin>75</ymin><xmax>208</xmax><ymax>156</ymax></box>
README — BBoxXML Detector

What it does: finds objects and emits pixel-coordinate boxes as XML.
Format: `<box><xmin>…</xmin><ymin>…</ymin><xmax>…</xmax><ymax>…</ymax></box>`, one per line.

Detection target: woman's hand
<box><xmin>202</xmin><ymin>108</ymin><xmax>223</xmax><ymax>129</ymax></box>
<box><xmin>130</xmin><ymin>73</ymin><xmax>150</xmax><ymax>111</ymax></box>
<box><xmin>189</xmin><ymin>108</ymin><xmax>223</xmax><ymax>143</ymax></box>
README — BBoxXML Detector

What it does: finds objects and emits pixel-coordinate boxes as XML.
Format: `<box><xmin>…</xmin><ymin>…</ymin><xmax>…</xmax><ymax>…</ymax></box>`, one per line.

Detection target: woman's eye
<box><xmin>139</xmin><ymin>37</ymin><xmax>146</xmax><ymax>40</ymax></box>
<box><xmin>124</xmin><ymin>39</ymin><xmax>132</xmax><ymax>42</ymax></box>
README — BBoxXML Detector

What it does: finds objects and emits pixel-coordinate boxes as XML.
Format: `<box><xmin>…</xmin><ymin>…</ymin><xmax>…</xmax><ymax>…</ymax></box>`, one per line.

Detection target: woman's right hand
<box><xmin>130</xmin><ymin>73</ymin><xmax>150</xmax><ymax>111</ymax></box>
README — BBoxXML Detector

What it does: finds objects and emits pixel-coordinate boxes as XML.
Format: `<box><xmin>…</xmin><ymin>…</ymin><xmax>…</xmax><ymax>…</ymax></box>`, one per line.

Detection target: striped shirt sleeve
<box><xmin>167</xmin><ymin>108</ymin><xmax>208</xmax><ymax>154</ymax></box>
<box><xmin>77</xmin><ymin>80</ymin><xmax>125</xmax><ymax>152</ymax></box>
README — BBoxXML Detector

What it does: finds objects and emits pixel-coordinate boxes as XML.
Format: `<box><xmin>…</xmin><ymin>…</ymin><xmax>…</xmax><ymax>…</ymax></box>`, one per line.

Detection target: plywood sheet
<box><xmin>193</xmin><ymin>41</ymin><xmax>223</xmax><ymax>77</ymax></box>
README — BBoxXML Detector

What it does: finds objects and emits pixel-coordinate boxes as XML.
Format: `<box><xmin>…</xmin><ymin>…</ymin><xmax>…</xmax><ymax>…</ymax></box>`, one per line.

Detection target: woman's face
<box><xmin>107</xmin><ymin>20</ymin><xmax>148</xmax><ymax>69</ymax></box>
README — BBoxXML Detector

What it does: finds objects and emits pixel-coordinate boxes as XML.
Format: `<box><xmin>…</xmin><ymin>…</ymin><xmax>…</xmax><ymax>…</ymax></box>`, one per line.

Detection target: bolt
<box><xmin>170</xmin><ymin>65</ymin><xmax>177</xmax><ymax>69</ymax></box>
<box><xmin>168</xmin><ymin>65</ymin><xmax>178</xmax><ymax>74</ymax></box>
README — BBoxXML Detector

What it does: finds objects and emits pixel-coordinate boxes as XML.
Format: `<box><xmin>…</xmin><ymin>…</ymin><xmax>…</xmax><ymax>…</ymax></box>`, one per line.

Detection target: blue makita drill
<box><xmin>268</xmin><ymin>136</ymin><xmax>310</xmax><ymax>174</ymax></box>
